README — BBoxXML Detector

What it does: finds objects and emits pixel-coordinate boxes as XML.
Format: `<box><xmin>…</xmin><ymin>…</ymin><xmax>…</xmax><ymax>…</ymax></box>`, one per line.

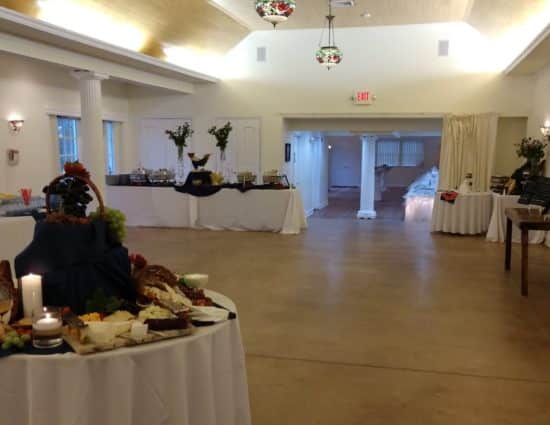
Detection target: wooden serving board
<box><xmin>63</xmin><ymin>326</ymin><xmax>194</xmax><ymax>355</ymax></box>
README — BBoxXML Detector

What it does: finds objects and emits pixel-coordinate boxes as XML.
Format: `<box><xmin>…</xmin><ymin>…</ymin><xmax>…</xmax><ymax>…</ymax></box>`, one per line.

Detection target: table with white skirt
<box><xmin>431</xmin><ymin>192</ymin><xmax>493</xmax><ymax>235</ymax></box>
<box><xmin>106</xmin><ymin>186</ymin><xmax>308</xmax><ymax>234</ymax></box>
<box><xmin>0</xmin><ymin>291</ymin><xmax>251</xmax><ymax>425</ymax></box>
<box><xmin>486</xmin><ymin>193</ymin><xmax>549</xmax><ymax>246</ymax></box>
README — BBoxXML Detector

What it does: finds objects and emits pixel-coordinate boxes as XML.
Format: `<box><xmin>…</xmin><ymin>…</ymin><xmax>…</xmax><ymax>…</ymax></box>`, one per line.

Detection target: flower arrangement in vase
<box><xmin>208</xmin><ymin>121</ymin><xmax>233</xmax><ymax>170</ymax></box>
<box><xmin>165</xmin><ymin>123</ymin><xmax>194</xmax><ymax>185</ymax></box>
<box><xmin>515</xmin><ymin>137</ymin><xmax>547</xmax><ymax>177</ymax></box>
<box><xmin>208</xmin><ymin>122</ymin><xmax>232</xmax><ymax>157</ymax></box>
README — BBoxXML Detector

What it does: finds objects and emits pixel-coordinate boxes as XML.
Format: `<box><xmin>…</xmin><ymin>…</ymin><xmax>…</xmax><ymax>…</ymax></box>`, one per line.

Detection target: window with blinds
<box><xmin>57</xmin><ymin>117</ymin><xmax>79</xmax><ymax>172</ymax></box>
<box><xmin>376</xmin><ymin>140</ymin><xmax>424</xmax><ymax>167</ymax></box>
<box><xmin>401</xmin><ymin>141</ymin><xmax>424</xmax><ymax>167</ymax></box>
<box><xmin>376</xmin><ymin>140</ymin><xmax>401</xmax><ymax>166</ymax></box>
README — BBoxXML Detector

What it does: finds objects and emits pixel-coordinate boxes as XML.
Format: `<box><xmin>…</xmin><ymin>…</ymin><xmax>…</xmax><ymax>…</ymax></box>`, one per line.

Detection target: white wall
<box><xmin>326</xmin><ymin>136</ymin><xmax>362</xmax><ymax>187</ymax></box>
<box><xmin>526</xmin><ymin>63</ymin><xmax>550</xmax><ymax>176</ymax></box>
<box><xmin>127</xmin><ymin>22</ymin><xmax>534</xmax><ymax>174</ymax></box>
<box><xmin>494</xmin><ymin>117</ymin><xmax>528</xmax><ymax>176</ymax></box>
<box><xmin>0</xmin><ymin>52</ymin><xmax>131</xmax><ymax>195</ymax></box>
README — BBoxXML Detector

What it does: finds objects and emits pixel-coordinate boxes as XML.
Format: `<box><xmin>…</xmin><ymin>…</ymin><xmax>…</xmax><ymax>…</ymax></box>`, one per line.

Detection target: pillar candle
<box><xmin>21</xmin><ymin>274</ymin><xmax>43</xmax><ymax>318</ymax></box>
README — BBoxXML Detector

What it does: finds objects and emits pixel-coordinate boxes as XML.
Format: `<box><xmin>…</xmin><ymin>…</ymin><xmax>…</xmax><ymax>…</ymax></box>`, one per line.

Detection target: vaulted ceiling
<box><xmin>213</xmin><ymin>0</ymin><xmax>549</xmax><ymax>40</ymax></box>
<box><xmin>0</xmin><ymin>0</ymin><xmax>548</xmax><ymax>71</ymax></box>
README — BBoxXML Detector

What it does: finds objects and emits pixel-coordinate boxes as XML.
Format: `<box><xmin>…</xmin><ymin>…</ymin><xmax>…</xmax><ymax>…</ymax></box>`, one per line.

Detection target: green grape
<box><xmin>14</xmin><ymin>339</ymin><xmax>24</xmax><ymax>349</ymax></box>
<box><xmin>7</xmin><ymin>331</ymin><xmax>18</xmax><ymax>338</ymax></box>
<box><xmin>21</xmin><ymin>334</ymin><xmax>31</xmax><ymax>343</ymax></box>
<box><xmin>2</xmin><ymin>341</ymin><xmax>12</xmax><ymax>350</ymax></box>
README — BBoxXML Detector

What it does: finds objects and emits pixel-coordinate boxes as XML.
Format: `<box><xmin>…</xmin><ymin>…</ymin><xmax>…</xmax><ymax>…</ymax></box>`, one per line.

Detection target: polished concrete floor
<box><xmin>125</xmin><ymin>218</ymin><xmax>550</xmax><ymax>425</ymax></box>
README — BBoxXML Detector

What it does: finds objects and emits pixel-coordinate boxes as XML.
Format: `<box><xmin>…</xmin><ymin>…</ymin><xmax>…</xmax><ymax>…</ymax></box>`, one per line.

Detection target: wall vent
<box><xmin>257</xmin><ymin>46</ymin><xmax>267</xmax><ymax>62</ymax></box>
<box><xmin>438</xmin><ymin>40</ymin><xmax>450</xmax><ymax>57</ymax></box>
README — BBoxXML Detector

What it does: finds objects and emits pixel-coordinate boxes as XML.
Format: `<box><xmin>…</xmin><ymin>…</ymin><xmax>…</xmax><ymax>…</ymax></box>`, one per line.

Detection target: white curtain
<box><xmin>438</xmin><ymin>113</ymin><xmax>498</xmax><ymax>192</ymax></box>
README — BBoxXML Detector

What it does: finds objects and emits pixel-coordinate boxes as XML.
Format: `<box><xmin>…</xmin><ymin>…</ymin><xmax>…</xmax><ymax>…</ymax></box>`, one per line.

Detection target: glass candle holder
<box><xmin>32</xmin><ymin>307</ymin><xmax>63</xmax><ymax>349</ymax></box>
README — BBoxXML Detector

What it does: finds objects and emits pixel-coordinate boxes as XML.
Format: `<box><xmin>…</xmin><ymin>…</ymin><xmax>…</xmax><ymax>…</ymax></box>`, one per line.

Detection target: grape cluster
<box><xmin>1</xmin><ymin>331</ymin><xmax>31</xmax><ymax>350</ymax></box>
<box><xmin>90</xmin><ymin>207</ymin><xmax>127</xmax><ymax>243</ymax></box>
<box><xmin>44</xmin><ymin>176</ymin><xmax>93</xmax><ymax>218</ymax></box>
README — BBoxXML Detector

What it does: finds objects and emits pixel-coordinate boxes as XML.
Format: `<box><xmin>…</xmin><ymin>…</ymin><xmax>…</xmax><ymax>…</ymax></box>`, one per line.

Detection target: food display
<box><xmin>1</xmin><ymin>164</ymin><xmax>235</xmax><ymax>357</ymax></box>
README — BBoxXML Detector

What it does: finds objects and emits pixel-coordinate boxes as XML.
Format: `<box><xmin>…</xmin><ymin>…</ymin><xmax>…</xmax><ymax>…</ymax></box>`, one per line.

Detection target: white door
<box><xmin>139</xmin><ymin>118</ymin><xmax>193</xmax><ymax>170</ymax></box>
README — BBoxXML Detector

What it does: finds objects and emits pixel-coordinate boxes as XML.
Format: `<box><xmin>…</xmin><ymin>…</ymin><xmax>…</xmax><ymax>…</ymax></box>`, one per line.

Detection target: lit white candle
<box><xmin>33</xmin><ymin>315</ymin><xmax>62</xmax><ymax>332</ymax></box>
<box><xmin>21</xmin><ymin>274</ymin><xmax>43</xmax><ymax>318</ymax></box>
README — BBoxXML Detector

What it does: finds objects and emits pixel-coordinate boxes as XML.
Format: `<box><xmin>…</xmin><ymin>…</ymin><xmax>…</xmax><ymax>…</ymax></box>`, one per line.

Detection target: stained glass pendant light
<box><xmin>316</xmin><ymin>1</ymin><xmax>343</xmax><ymax>69</ymax></box>
<box><xmin>255</xmin><ymin>0</ymin><xmax>296</xmax><ymax>28</ymax></box>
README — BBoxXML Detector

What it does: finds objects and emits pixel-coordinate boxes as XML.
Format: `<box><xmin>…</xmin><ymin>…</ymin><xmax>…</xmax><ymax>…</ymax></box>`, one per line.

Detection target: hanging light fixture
<box><xmin>255</xmin><ymin>0</ymin><xmax>296</xmax><ymax>28</ymax></box>
<box><xmin>316</xmin><ymin>1</ymin><xmax>342</xmax><ymax>69</ymax></box>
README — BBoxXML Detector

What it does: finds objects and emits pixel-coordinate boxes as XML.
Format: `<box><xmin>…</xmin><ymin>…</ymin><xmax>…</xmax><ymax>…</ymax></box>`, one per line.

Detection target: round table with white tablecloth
<box><xmin>486</xmin><ymin>193</ymin><xmax>548</xmax><ymax>245</ymax></box>
<box><xmin>431</xmin><ymin>192</ymin><xmax>493</xmax><ymax>235</ymax></box>
<box><xmin>0</xmin><ymin>291</ymin><xmax>251</xmax><ymax>425</ymax></box>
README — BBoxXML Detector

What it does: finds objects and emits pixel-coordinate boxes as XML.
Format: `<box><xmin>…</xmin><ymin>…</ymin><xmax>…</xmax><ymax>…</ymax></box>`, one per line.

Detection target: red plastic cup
<box><xmin>20</xmin><ymin>188</ymin><xmax>32</xmax><ymax>205</ymax></box>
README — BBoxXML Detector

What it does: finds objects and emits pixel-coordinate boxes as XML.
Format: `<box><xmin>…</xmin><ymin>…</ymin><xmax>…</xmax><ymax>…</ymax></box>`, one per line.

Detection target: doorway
<box><xmin>287</xmin><ymin>126</ymin><xmax>441</xmax><ymax>222</ymax></box>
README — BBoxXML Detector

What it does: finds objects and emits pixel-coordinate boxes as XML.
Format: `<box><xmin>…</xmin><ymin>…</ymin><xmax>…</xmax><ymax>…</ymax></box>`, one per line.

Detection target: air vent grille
<box><xmin>257</xmin><ymin>46</ymin><xmax>266</xmax><ymax>62</ymax></box>
<box><xmin>438</xmin><ymin>40</ymin><xmax>449</xmax><ymax>57</ymax></box>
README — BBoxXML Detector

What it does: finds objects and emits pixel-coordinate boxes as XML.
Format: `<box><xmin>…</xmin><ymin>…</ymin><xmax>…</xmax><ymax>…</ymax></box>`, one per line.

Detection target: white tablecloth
<box><xmin>0</xmin><ymin>216</ymin><xmax>35</xmax><ymax>276</ymax></box>
<box><xmin>486</xmin><ymin>193</ymin><xmax>547</xmax><ymax>245</ymax></box>
<box><xmin>106</xmin><ymin>186</ymin><xmax>308</xmax><ymax>234</ymax></box>
<box><xmin>404</xmin><ymin>196</ymin><xmax>434</xmax><ymax>222</ymax></box>
<box><xmin>0</xmin><ymin>291</ymin><xmax>251</xmax><ymax>425</ymax></box>
<box><xmin>431</xmin><ymin>192</ymin><xmax>493</xmax><ymax>235</ymax></box>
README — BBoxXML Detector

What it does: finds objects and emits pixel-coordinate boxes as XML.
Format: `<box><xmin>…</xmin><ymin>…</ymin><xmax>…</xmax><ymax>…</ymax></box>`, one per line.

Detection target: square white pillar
<box><xmin>357</xmin><ymin>136</ymin><xmax>377</xmax><ymax>219</ymax></box>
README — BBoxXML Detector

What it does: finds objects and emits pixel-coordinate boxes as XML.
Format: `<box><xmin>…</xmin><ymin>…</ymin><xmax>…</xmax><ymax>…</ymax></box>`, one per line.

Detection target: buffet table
<box><xmin>0</xmin><ymin>292</ymin><xmax>251</xmax><ymax>425</ymax></box>
<box><xmin>486</xmin><ymin>193</ymin><xmax>548</xmax><ymax>245</ymax></box>
<box><xmin>431</xmin><ymin>192</ymin><xmax>493</xmax><ymax>235</ymax></box>
<box><xmin>106</xmin><ymin>186</ymin><xmax>307</xmax><ymax>234</ymax></box>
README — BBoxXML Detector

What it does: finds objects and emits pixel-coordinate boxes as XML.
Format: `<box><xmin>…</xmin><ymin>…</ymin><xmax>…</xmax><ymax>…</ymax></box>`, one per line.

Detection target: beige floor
<box><xmin>125</xmin><ymin>218</ymin><xmax>550</xmax><ymax>425</ymax></box>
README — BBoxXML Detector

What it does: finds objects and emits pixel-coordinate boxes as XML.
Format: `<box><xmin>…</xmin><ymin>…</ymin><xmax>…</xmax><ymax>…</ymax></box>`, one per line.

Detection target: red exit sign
<box><xmin>353</xmin><ymin>91</ymin><xmax>375</xmax><ymax>105</ymax></box>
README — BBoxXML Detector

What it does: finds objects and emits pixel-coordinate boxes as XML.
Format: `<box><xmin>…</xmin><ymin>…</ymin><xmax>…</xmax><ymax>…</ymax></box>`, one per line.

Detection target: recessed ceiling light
<box><xmin>361</xmin><ymin>11</ymin><xmax>371</xmax><ymax>19</ymax></box>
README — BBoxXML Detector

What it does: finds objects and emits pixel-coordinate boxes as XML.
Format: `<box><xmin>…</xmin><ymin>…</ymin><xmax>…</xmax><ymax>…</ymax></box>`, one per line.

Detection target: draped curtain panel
<box><xmin>438</xmin><ymin>113</ymin><xmax>498</xmax><ymax>192</ymax></box>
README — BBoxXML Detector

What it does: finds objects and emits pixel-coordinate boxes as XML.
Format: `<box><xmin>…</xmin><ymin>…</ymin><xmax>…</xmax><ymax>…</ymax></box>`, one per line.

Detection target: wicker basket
<box><xmin>45</xmin><ymin>174</ymin><xmax>105</xmax><ymax>217</ymax></box>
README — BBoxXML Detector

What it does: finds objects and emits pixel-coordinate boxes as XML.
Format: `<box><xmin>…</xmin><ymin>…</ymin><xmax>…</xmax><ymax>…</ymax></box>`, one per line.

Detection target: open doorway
<box><xmin>283</xmin><ymin>118</ymin><xmax>443</xmax><ymax>222</ymax></box>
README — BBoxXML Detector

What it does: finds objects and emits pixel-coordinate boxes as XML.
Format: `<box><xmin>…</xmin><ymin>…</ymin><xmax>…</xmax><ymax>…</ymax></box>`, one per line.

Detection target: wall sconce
<box><xmin>8</xmin><ymin>119</ymin><xmax>24</xmax><ymax>134</ymax></box>
<box><xmin>541</xmin><ymin>125</ymin><xmax>550</xmax><ymax>140</ymax></box>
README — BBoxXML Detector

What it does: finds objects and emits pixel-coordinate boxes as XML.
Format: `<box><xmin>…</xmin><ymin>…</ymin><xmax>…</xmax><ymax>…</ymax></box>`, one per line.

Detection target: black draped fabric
<box><xmin>15</xmin><ymin>220</ymin><xmax>136</xmax><ymax>314</ymax></box>
<box><xmin>174</xmin><ymin>183</ymin><xmax>286</xmax><ymax>197</ymax></box>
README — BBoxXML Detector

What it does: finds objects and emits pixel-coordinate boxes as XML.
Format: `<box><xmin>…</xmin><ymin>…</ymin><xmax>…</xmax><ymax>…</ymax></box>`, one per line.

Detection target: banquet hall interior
<box><xmin>1</xmin><ymin>0</ymin><xmax>550</xmax><ymax>424</ymax></box>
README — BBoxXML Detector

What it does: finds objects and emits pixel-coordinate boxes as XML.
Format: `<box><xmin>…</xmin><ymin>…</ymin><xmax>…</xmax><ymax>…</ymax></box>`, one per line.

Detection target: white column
<box><xmin>357</xmin><ymin>135</ymin><xmax>377</xmax><ymax>219</ymax></box>
<box><xmin>71</xmin><ymin>70</ymin><xmax>108</xmax><ymax>190</ymax></box>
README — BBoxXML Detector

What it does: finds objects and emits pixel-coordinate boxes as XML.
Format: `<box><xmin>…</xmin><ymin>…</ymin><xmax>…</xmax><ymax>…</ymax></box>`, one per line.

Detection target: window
<box><xmin>376</xmin><ymin>141</ymin><xmax>400</xmax><ymax>167</ymax></box>
<box><xmin>57</xmin><ymin>117</ymin><xmax>79</xmax><ymax>172</ymax></box>
<box><xmin>104</xmin><ymin>121</ymin><xmax>117</xmax><ymax>175</ymax></box>
<box><xmin>401</xmin><ymin>141</ymin><xmax>424</xmax><ymax>167</ymax></box>
<box><xmin>376</xmin><ymin>140</ymin><xmax>424</xmax><ymax>167</ymax></box>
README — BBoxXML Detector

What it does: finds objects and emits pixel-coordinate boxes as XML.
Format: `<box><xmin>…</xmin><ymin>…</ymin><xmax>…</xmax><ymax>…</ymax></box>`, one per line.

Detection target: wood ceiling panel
<box><xmin>466</xmin><ymin>0</ymin><xmax>549</xmax><ymax>37</ymax></box>
<box><xmin>0</xmin><ymin>0</ymin><xmax>250</xmax><ymax>57</ymax></box>
<box><xmin>212</xmin><ymin>0</ymin><xmax>473</xmax><ymax>30</ymax></box>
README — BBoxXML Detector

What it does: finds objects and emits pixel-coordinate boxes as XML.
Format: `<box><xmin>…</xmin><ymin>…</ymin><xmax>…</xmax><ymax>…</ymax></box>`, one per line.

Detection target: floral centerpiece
<box><xmin>515</xmin><ymin>137</ymin><xmax>547</xmax><ymax>177</ymax></box>
<box><xmin>166</xmin><ymin>123</ymin><xmax>194</xmax><ymax>184</ymax></box>
<box><xmin>208</xmin><ymin>122</ymin><xmax>233</xmax><ymax>158</ymax></box>
<box><xmin>165</xmin><ymin>123</ymin><xmax>194</xmax><ymax>161</ymax></box>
